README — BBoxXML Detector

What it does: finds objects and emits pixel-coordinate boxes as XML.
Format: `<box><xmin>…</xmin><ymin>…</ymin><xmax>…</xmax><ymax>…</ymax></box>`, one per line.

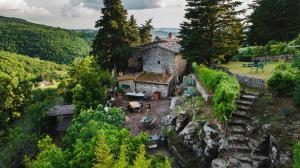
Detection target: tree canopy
<box><xmin>0</xmin><ymin>16</ymin><xmax>90</xmax><ymax>64</ymax></box>
<box><xmin>139</xmin><ymin>19</ymin><xmax>154</xmax><ymax>44</ymax></box>
<box><xmin>92</xmin><ymin>0</ymin><xmax>134</xmax><ymax>71</ymax></box>
<box><xmin>179</xmin><ymin>0</ymin><xmax>244</xmax><ymax>65</ymax></box>
<box><xmin>247</xmin><ymin>0</ymin><xmax>300</xmax><ymax>45</ymax></box>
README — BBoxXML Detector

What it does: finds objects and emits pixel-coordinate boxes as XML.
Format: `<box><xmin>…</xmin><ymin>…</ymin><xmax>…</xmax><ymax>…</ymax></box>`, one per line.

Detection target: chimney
<box><xmin>168</xmin><ymin>32</ymin><xmax>173</xmax><ymax>39</ymax></box>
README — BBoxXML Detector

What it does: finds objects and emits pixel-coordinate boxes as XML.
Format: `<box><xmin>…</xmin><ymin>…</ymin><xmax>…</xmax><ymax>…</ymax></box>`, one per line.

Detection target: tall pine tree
<box><xmin>247</xmin><ymin>0</ymin><xmax>300</xmax><ymax>45</ymax></box>
<box><xmin>128</xmin><ymin>15</ymin><xmax>141</xmax><ymax>47</ymax></box>
<box><xmin>179</xmin><ymin>0</ymin><xmax>244</xmax><ymax>65</ymax></box>
<box><xmin>92</xmin><ymin>0</ymin><xmax>132</xmax><ymax>72</ymax></box>
<box><xmin>139</xmin><ymin>19</ymin><xmax>153</xmax><ymax>44</ymax></box>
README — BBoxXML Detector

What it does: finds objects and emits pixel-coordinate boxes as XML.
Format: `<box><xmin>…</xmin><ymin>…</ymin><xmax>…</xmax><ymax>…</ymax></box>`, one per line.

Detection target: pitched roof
<box><xmin>157</xmin><ymin>42</ymin><xmax>181</xmax><ymax>54</ymax></box>
<box><xmin>140</xmin><ymin>40</ymin><xmax>181</xmax><ymax>54</ymax></box>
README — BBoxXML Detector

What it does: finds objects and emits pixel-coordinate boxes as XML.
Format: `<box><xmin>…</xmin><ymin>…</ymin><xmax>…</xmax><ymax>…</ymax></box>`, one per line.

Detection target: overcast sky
<box><xmin>0</xmin><ymin>0</ymin><xmax>252</xmax><ymax>29</ymax></box>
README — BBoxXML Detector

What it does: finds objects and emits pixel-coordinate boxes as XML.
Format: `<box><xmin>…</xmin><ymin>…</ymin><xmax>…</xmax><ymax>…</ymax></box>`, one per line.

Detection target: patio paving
<box><xmin>116</xmin><ymin>98</ymin><xmax>171</xmax><ymax>136</ymax></box>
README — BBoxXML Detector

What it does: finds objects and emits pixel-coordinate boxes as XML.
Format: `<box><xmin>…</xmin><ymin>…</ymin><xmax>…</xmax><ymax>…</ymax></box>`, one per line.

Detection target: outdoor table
<box><xmin>125</xmin><ymin>92</ymin><xmax>146</xmax><ymax>100</ymax></box>
<box><xmin>129</xmin><ymin>101</ymin><xmax>142</xmax><ymax>112</ymax></box>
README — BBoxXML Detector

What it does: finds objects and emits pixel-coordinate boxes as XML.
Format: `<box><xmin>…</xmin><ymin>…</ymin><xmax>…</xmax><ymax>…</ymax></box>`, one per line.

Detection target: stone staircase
<box><xmin>214</xmin><ymin>92</ymin><xmax>271</xmax><ymax>168</ymax></box>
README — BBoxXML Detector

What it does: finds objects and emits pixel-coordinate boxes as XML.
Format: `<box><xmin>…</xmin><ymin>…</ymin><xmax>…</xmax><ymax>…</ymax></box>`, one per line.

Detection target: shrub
<box><xmin>193</xmin><ymin>63</ymin><xmax>240</xmax><ymax>122</ymax></box>
<box><xmin>267</xmin><ymin>63</ymin><xmax>296</xmax><ymax>96</ymax></box>
<box><xmin>213</xmin><ymin>77</ymin><xmax>240</xmax><ymax>122</ymax></box>
<box><xmin>192</xmin><ymin>63</ymin><xmax>229</xmax><ymax>91</ymax></box>
<box><xmin>294</xmin><ymin>141</ymin><xmax>300</xmax><ymax>168</ymax></box>
<box><xmin>237</xmin><ymin>41</ymin><xmax>295</xmax><ymax>60</ymax></box>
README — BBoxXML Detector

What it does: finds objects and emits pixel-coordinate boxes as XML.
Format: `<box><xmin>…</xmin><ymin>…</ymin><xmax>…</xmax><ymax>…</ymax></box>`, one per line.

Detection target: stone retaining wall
<box><xmin>191</xmin><ymin>74</ymin><xmax>213</xmax><ymax>101</ymax></box>
<box><xmin>252</xmin><ymin>54</ymin><xmax>293</xmax><ymax>62</ymax></box>
<box><xmin>212</xmin><ymin>65</ymin><xmax>265</xmax><ymax>89</ymax></box>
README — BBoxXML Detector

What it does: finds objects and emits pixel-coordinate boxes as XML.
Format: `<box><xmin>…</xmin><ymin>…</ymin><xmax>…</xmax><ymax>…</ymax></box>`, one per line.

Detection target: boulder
<box><xmin>179</xmin><ymin>122</ymin><xmax>199</xmax><ymax>145</ymax></box>
<box><xmin>163</xmin><ymin>114</ymin><xmax>177</xmax><ymax>126</ymax></box>
<box><xmin>176</xmin><ymin>113</ymin><xmax>190</xmax><ymax>132</ymax></box>
<box><xmin>279</xmin><ymin>152</ymin><xmax>292</xmax><ymax>166</ymax></box>
<box><xmin>211</xmin><ymin>158</ymin><xmax>240</xmax><ymax>168</ymax></box>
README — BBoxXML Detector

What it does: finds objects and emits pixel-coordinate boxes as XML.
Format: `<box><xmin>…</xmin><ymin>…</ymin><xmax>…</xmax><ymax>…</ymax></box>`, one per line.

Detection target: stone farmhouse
<box><xmin>117</xmin><ymin>34</ymin><xmax>186</xmax><ymax>98</ymax></box>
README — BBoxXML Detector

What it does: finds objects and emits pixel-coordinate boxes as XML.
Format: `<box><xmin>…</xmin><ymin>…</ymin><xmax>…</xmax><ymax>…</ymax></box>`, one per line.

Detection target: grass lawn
<box><xmin>222</xmin><ymin>61</ymin><xmax>280</xmax><ymax>80</ymax></box>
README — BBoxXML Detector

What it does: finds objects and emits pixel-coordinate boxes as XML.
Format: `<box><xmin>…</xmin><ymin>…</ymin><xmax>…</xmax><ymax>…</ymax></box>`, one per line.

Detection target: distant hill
<box><xmin>0</xmin><ymin>50</ymin><xmax>66</xmax><ymax>82</ymax></box>
<box><xmin>76</xmin><ymin>28</ymin><xmax>180</xmax><ymax>43</ymax></box>
<box><xmin>0</xmin><ymin>16</ymin><xmax>90</xmax><ymax>64</ymax></box>
<box><xmin>151</xmin><ymin>28</ymin><xmax>180</xmax><ymax>39</ymax></box>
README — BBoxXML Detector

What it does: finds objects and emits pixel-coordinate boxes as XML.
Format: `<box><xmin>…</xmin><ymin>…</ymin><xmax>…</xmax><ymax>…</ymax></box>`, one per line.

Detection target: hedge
<box><xmin>234</xmin><ymin>41</ymin><xmax>296</xmax><ymax>62</ymax></box>
<box><xmin>192</xmin><ymin>63</ymin><xmax>240</xmax><ymax>122</ymax></box>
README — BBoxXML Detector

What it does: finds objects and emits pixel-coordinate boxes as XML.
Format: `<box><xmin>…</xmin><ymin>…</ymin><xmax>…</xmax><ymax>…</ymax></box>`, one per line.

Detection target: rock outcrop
<box><xmin>163</xmin><ymin>92</ymin><xmax>281</xmax><ymax>168</ymax></box>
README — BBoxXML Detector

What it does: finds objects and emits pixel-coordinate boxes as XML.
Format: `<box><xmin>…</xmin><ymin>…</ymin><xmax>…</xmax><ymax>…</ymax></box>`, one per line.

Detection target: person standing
<box><xmin>146</xmin><ymin>103</ymin><xmax>151</xmax><ymax>115</ymax></box>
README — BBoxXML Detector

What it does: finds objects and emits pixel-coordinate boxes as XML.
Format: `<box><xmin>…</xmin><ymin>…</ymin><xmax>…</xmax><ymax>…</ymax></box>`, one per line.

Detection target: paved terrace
<box><xmin>115</xmin><ymin>99</ymin><xmax>171</xmax><ymax>136</ymax></box>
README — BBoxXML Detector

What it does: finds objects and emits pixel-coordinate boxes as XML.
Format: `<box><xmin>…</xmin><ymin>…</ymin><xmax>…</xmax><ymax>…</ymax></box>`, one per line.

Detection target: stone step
<box><xmin>242</xmin><ymin>92</ymin><xmax>259</xmax><ymax>96</ymax></box>
<box><xmin>233</xmin><ymin>111</ymin><xmax>251</xmax><ymax>119</ymax></box>
<box><xmin>237</xmin><ymin>100</ymin><xmax>253</xmax><ymax>106</ymax></box>
<box><xmin>253</xmin><ymin>155</ymin><xmax>270</xmax><ymax>167</ymax></box>
<box><xmin>229</xmin><ymin>118</ymin><xmax>248</xmax><ymax>127</ymax></box>
<box><xmin>228</xmin><ymin>143</ymin><xmax>252</xmax><ymax>153</ymax></box>
<box><xmin>237</xmin><ymin>105</ymin><xmax>251</xmax><ymax>111</ymax></box>
<box><xmin>228</xmin><ymin>125</ymin><xmax>246</xmax><ymax>135</ymax></box>
<box><xmin>227</xmin><ymin>135</ymin><xmax>250</xmax><ymax>144</ymax></box>
<box><xmin>240</xmin><ymin>94</ymin><xmax>257</xmax><ymax>101</ymax></box>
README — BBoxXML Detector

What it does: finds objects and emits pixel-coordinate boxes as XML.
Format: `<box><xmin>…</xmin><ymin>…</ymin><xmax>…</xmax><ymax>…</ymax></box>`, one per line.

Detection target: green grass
<box><xmin>222</xmin><ymin>61</ymin><xmax>281</xmax><ymax>80</ymax></box>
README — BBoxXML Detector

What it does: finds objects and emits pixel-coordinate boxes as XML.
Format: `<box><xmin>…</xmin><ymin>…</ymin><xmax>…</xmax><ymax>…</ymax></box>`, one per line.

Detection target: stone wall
<box><xmin>191</xmin><ymin>74</ymin><xmax>213</xmax><ymax>102</ymax></box>
<box><xmin>232</xmin><ymin>73</ymin><xmax>265</xmax><ymax>88</ymax></box>
<box><xmin>212</xmin><ymin>65</ymin><xmax>265</xmax><ymax>89</ymax></box>
<box><xmin>118</xmin><ymin>80</ymin><xmax>135</xmax><ymax>92</ymax></box>
<box><xmin>142</xmin><ymin>47</ymin><xmax>175</xmax><ymax>74</ymax></box>
<box><xmin>135</xmin><ymin>82</ymin><xmax>169</xmax><ymax>98</ymax></box>
<box><xmin>252</xmin><ymin>54</ymin><xmax>293</xmax><ymax>62</ymax></box>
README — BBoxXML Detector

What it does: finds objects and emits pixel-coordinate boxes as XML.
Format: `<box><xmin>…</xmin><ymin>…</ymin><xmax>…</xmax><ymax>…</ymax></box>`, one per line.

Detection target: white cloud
<box><xmin>0</xmin><ymin>0</ymin><xmax>50</xmax><ymax>16</ymax></box>
<box><xmin>61</xmin><ymin>0</ymin><xmax>186</xmax><ymax>17</ymax></box>
<box><xmin>61</xmin><ymin>1</ymin><xmax>98</xmax><ymax>17</ymax></box>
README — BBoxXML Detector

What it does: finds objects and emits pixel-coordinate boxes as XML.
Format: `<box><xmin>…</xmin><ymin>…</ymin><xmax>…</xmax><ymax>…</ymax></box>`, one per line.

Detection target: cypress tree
<box><xmin>92</xmin><ymin>0</ymin><xmax>132</xmax><ymax>72</ymax></box>
<box><xmin>93</xmin><ymin>135</ymin><xmax>114</xmax><ymax>168</ymax></box>
<box><xmin>139</xmin><ymin>19</ymin><xmax>153</xmax><ymax>44</ymax></box>
<box><xmin>113</xmin><ymin>145</ymin><xmax>128</xmax><ymax>168</ymax></box>
<box><xmin>179</xmin><ymin>0</ymin><xmax>244</xmax><ymax>65</ymax></box>
<box><xmin>132</xmin><ymin>145</ymin><xmax>150</xmax><ymax>168</ymax></box>
<box><xmin>128</xmin><ymin>15</ymin><xmax>141</xmax><ymax>46</ymax></box>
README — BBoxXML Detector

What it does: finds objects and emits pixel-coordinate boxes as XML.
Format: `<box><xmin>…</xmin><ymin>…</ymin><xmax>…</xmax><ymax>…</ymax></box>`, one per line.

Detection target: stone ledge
<box><xmin>191</xmin><ymin>74</ymin><xmax>213</xmax><ymax>102</ymax></box>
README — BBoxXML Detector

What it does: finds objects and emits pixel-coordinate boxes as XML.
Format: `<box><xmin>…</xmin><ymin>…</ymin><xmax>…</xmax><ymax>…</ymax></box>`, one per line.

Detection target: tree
<box><xmin>179</xmin><ymin>0</ymin><xmax>244</xmax><ymax>65</ymax></box>
<box><xmin>132</xmin><ymin>145</ymin><xmax>150</xmax><ymax>168</ymax></box>
<box><xmin>25</xmin><ymin>136</ymin><xmax>67</xmax><ymax>168</ymax></box>
<box><xmin>139</xmin><ymin>19</ymin><xmax>153</xmax><ymax>44</ymax></box>
<box><xmin>93</xmin><ymin>134</ymin><xmax>114</xmax><ymax>168</ymax></box>
<box><xmin>128</xmin><ymin>15</ymin><xmax>141</xmax><ymax>46</ymax></box>
<box><xmin>114</xmin><ymin>145</ymin><xmax>128</xmax><ymax>168</ymax></box>
<box><xmin>66</xmin><ymin>57</ymin><xmax>112</xmax><ymax>113</ymax></box>
<box><xmin>247</xmin><ymin>0</ymin><xmax>300</xmax><ymax>45</ymax></box>
<box><xmin>92</xmin><ymin>0</ymin><xmax>133</xmax><ymax>72</ymax></box>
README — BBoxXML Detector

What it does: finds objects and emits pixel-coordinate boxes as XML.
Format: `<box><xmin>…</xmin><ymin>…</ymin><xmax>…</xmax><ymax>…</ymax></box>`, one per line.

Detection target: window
<box><xmin>121</xmin><ymin>84</ymin><xmax>130</xmax><ymax>89</ymax></box>
<box><xmin>158</xmin><ymin>61</ymin><xmax>161</xmax><ymax>64</ymax></box>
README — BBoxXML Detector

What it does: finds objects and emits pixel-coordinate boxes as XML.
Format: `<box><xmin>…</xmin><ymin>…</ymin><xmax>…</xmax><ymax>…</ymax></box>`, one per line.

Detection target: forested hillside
<box><xmin>0</xmin><ymin>16</ymin><xmax>89</xmax><ymax>64</ymax></box>
<box><xmin>0</xmin><ymin>50</ymin><xmax>66</xmax><ymax>82</ymax></box>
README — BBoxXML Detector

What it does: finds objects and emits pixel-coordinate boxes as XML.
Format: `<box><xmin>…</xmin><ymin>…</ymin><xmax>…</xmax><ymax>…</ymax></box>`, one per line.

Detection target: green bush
<box><xmin>267</xmin><ymin>63</ymin><xmax>296</xmax><ymax>96</ymax></box>
<box><xmin>294</xmin><ymin>141</ymin><xmax>300</xmax><ymax>168</ymax></box>
<box><xmin>238</xmin><ymin>41</ymin><xmax>295</xmax><ymax>59</ymax></box>
<box><xmin>193</xmin><ymin>63</ymin><xmax>240</xmax><ymax>122</ymax></box>
<box><xmin>192</xmin><ymin>63</ymin><xmax>229</xmax><ymax>91</ymax></box>
<box><xmin>213</xmin><ymin>77</ymin><xmax>240</xmax><ymax>122</ymax></box>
